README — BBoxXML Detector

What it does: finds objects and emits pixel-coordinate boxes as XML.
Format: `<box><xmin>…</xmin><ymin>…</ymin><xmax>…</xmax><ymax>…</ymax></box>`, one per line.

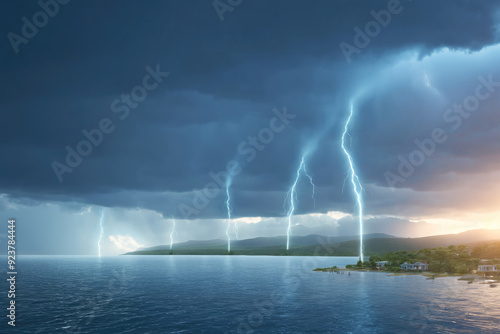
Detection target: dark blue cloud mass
<box><xmin>1</xmin><ymin>0</ymin><xmax>500</xmax><ymax>220</ymax></box>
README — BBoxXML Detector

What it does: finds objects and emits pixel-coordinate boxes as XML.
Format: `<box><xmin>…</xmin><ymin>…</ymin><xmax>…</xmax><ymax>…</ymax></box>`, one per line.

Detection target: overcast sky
<box><xmin>2</xmin><ymin>0</ymin><xmax>500</xmax><ymax>255</ymax></box>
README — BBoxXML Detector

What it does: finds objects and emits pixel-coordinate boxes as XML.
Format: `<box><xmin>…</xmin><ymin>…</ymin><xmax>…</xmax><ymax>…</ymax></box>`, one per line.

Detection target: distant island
<box><xmin>125</xmin><ymin>229</ymin><xmax>500</xmax><ymax>257</ymax></box>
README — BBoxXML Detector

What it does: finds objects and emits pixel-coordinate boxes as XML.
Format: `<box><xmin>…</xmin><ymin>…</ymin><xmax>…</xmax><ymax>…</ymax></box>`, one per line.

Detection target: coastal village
<box><xmin>375</xmin><ymin>259</ymin><xmax>497</xmax><ymax>273</ymax></box>
<box><xmin>315</xmin><ymin>243</ymin><xmax>500</xmax><ymax>286</ymax></box>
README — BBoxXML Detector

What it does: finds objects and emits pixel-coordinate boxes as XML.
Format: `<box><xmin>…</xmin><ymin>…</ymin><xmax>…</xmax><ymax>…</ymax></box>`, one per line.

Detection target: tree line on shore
<box><xmin>348</xmin><ymin>244</ymin><xmax>500</xmax><ymax>274</ymax></box>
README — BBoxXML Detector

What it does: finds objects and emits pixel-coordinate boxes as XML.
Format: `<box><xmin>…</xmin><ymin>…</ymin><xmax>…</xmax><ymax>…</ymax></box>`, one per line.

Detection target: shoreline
<box><xmin>314</xmin><ymin>267</ymin><xmax>472</xmax><ymax>278</ymax></box>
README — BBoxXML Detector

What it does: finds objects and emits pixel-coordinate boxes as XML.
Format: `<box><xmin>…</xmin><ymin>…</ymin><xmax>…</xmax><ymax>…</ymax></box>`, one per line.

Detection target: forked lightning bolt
<box><xmin>341</xmin><ymin>103</ymin><xmax>364</xmax><ymax>262</ymax></box>
<box><xmin>285</xmin><ymin>155</ymin><xmax>316</xmax><ymax>250</ymax></box>
<box><xmin>286</xmin><ymin>160</ymin><xmax>302</xmax><ymax>250</ymax></box>
<box><xmin>303</xmin><ymin>165</ymin><xmax>316</xmax><ymax>209</ymax></box>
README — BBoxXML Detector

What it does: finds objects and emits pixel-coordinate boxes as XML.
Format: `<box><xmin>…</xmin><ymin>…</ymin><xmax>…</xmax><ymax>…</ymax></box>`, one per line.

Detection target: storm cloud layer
<box><xmin>2</xmin><ymin>0</ymin><xmax>500</xmax><ymax>223</ymax></box>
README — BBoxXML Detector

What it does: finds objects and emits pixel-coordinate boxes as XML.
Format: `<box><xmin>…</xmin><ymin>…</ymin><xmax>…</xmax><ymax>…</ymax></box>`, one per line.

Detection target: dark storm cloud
<box><xmin>1</xmin><ymin>0</ymin><xmax>500</xmax><ymax>219</ymax></box>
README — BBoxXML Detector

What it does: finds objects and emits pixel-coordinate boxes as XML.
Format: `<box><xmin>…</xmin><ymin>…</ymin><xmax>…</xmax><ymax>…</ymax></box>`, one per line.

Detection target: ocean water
<box><xmin>5</xmin><ymin>255</ymin><xmax>500</xmax><ymax>333</ymax></box>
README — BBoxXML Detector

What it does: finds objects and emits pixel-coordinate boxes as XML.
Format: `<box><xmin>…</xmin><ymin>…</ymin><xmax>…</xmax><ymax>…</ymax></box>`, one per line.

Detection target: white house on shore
<box><xmin>401</xmin><ymin>262</ymin><xmax>429</xmax><ymax>271</ymax></box>
<box><xmin>477</xmin><ymin>264</ymin><xmax>497</xmax><ymax>272</ymax></box>
<box><xmin>376</xmin><ymin>261</ymin><xmax>389</xmax><ymax>269</ymax></box>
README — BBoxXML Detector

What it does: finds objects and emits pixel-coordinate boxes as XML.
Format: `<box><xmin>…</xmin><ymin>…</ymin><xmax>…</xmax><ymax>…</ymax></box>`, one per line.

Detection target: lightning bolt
<box><xmin>423</xmin><ymin>71</ymin><xmax>444</xmax><ymax>101</ymax></box>
<box><xmin>98</xmin><ymin>208</ymin><xmax>105</xmax><ymax>257</ymax></box>
<box><xmin>225</xmin><ymin>180</ymin><xmax>232</xmax><ymax>253</ymax></box>
<box><xmin>286</xmin><ymin>159</ymin><xmax>302</xmax><ymax>250</ymax></box>
<box><xmin>302</xmin><ymin>162</ymin><xmax>316</xmax><ymax>209</ymax></box>
<box><xmin>284</xmin><ymin>155</ymin><xmax>316</xmax><ymax>250</ymax></box>
<box><xmin>341</xmin><ymin>103</ymin><xmax>364</xmax><ymax>262</ymax></box>
<box><xmin>169</xmin><ymin>219</ymin><xmax>176</xmax><ymax>250</ymax></box>
<box><xmin>424</xmin><ymin>72</ymin><xmax>431</xmax><ymax>88</ymax></box>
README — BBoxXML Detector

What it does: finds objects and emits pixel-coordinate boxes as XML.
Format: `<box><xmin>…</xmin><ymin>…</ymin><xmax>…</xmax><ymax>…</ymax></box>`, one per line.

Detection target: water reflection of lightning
<box><xmin>341</xmin><ymin>103</ymin><xmax>364</xmax><ymax>262</ymax></box>
<box><xmin>225</xmin><ymin>182</ymin><xmax>232</xmax><ymax>252</ymax></box>
<box><xmin>169</xmin><ymin>219</ymin><xmax>176</xmax><ymax>250</ymax></box>
<box><xmin>98</xmin><ymin>209</ymin><xmax>105</xmax><ymax>257</ymax></box>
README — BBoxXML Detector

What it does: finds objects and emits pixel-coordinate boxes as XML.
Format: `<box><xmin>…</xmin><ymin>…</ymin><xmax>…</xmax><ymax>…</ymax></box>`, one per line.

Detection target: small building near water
<box><xmin>376</xmin><ymin>261</ymin><xmax>389</xmax><ymax>269</ymax></box>
<box><xmin>401</xmin><ymin>262</ymin><xmax>429</xmax><ymax>271</ymax></box>
<box><xmin>477</xmin><ymin>264</ymin><xmax>497</xmax><ymax>272</ymax></box>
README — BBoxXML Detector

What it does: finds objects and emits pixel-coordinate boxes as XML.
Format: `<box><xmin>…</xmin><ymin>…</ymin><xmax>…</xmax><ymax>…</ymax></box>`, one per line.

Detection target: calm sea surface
<box><xmin>5</xmin><ymin>255</ymin><xmax>500</xmax><ymax>333</ymax></box>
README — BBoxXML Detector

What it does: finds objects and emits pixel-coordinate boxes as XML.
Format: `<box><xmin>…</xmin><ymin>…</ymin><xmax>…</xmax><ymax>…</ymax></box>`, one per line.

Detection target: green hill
<box><xmin>135</xmin><ymin>233</ymin><xmax>395</xmax><ymax>253</ymax></box>
<box><xmin>125</xmin><ymin>229</ymin><xmax>500</xmax><ymax>256</ymax></box>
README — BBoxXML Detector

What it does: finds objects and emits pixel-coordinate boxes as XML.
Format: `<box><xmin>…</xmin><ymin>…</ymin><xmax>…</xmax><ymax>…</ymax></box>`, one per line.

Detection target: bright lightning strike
<box><xmin>286</xmin><ymin>158</ymin><xmax>303</xmax><ymax>250</ymax></box>
<box><xmin>225</xmin><ymin>181</ymin><xmax>232</xmax><ymax>253</ymax></box>
<box><xmin>284</xmin><ymin>155</ymin><xmax>315</xmax><ymax>250</ymax></box>
<box><xmin>169</xmin><ymin>219</ymin><xmax>176</xmax><ymax>250</ymax></box>
<box><xmin>98</xmin><ymin>209</ymin><xmax>105</xmax><ymax>257</ymax></box>
<box><xmin>341</xmin><ymin>103</ymin><xmax>364</xmax><ymax>262</ymax></box>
